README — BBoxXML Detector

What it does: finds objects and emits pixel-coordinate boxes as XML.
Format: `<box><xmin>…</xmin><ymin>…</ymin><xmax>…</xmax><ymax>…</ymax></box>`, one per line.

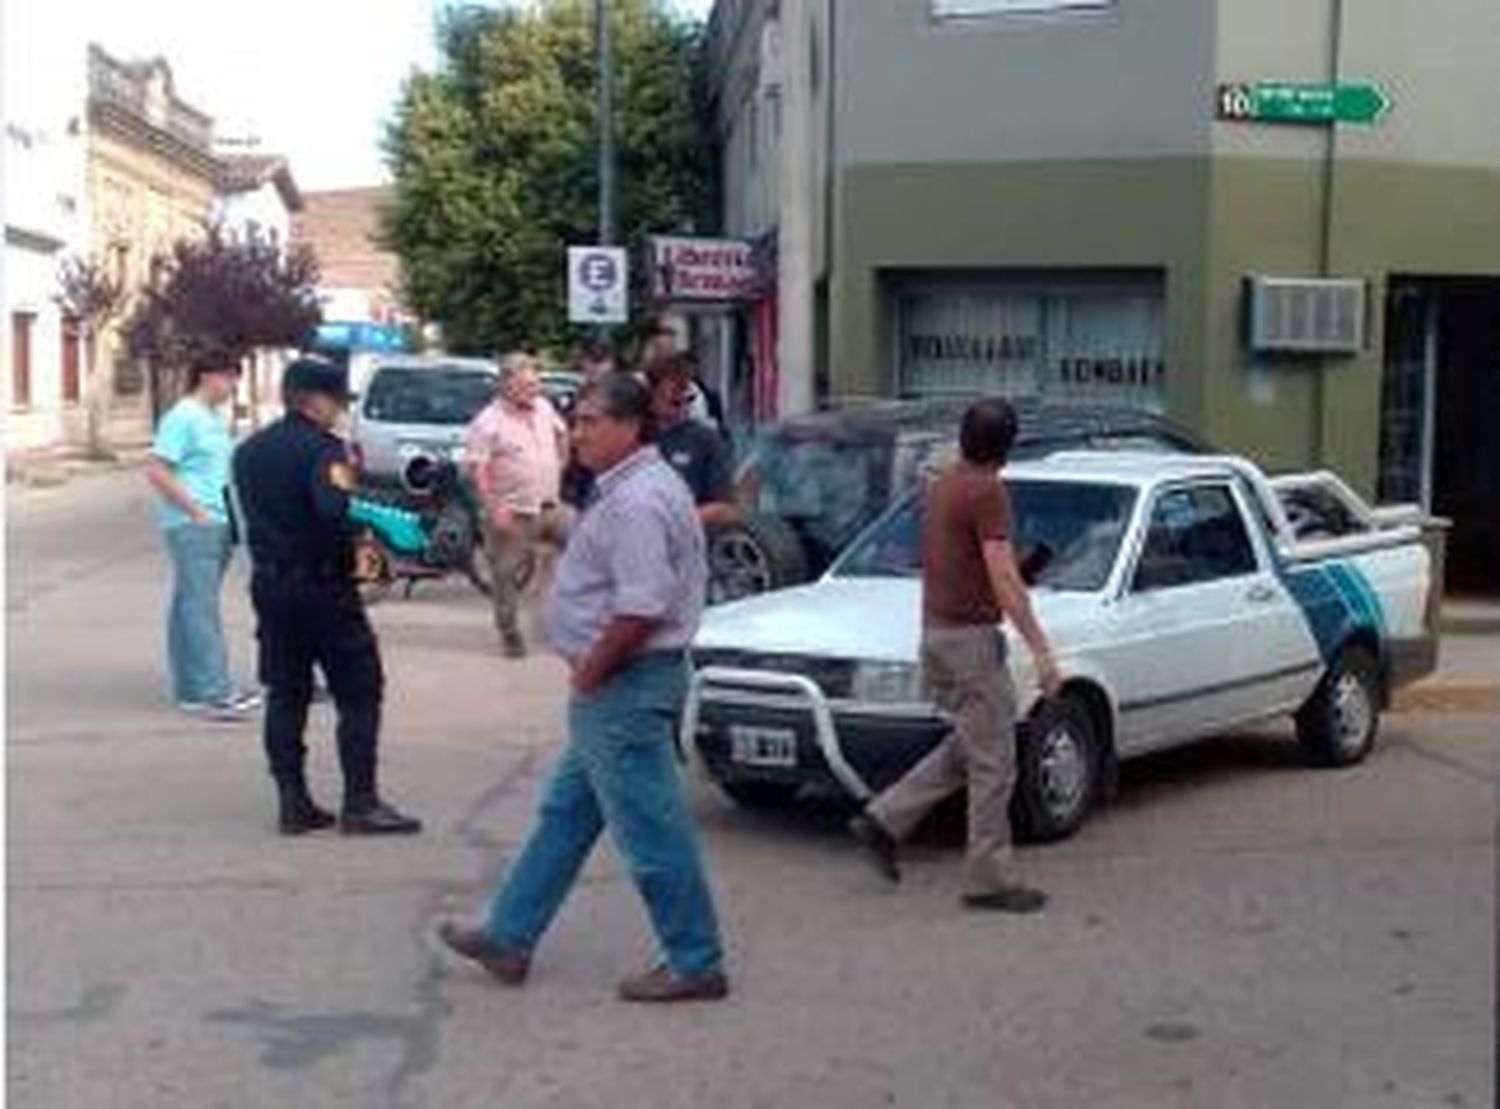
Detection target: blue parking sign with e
<box><xmin>568</xmin><ymin>245</ymin><xmax>627</xmax><ymax>323</ymax></box>
<box><xmin>581</xmin><ymin>252</ymin><xmax>618</xmax><ymax>292</ymax></box>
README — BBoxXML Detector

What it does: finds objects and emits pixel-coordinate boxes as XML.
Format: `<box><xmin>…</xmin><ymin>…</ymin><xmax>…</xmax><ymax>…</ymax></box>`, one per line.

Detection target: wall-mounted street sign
<box><xmin>1217</xmin><ymin>81</ymin><xmax>1392</xmax><ymax>125</ymax></box>
<box><xmin>649</xmin><ymin>236</ymin><xmax>758</xmax><ymax>302</ymax></box>
<box><xmin>567</xmin><ymin>246</ymin><xmax>628</xmax><ymax>324</ymax></box>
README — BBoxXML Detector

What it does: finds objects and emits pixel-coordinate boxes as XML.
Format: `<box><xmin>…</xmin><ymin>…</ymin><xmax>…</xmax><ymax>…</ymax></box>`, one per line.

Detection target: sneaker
<box><xmin>962</xmin><ymin>885</ymin><xmax>1048</xmax><ymax>914</ymax></box>
<box><xmin>500</xmin><ymin>634</ymin><xmax>527</xmax><ymax>660</ymax></box>
<box><xmin>617</xmin><ymin>964</ymin><xmax>729</xmax><ymax>1004</ymax></box>
<box><xmin>178</xmin><ymin>699</ymin><xmax>252</xmax><ymax>723</ymax></box>
<box><xmin>226</xmin><ymin>689</ymin><xmax>263</xmax><ymax>712</ymax></box>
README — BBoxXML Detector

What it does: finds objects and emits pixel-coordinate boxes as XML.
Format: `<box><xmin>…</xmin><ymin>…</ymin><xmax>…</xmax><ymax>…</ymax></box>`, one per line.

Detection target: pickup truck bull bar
<box><xmin>681</xmin><ymin>667</ymin><xmax>875</xmax><ymax>802</ymax></box>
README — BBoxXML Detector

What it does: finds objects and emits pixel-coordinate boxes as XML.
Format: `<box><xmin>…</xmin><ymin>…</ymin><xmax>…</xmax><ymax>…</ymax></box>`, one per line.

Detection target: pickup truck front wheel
<box><xmin>1297</xmin><ymin>645</ymin><xmax>1381</xmax><ymax>767</ymax></box>
<box><xmin>1013</xmin><ymin>694</ymin><xmax>1100</xmax><ymax>843</ymax></box>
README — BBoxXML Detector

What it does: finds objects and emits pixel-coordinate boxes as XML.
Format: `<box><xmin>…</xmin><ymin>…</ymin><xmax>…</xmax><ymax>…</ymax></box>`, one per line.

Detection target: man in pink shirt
<box><xmin>465</xmin><ymin>352</ymin><xmax>570</xmax><ymax>657</ymax></box>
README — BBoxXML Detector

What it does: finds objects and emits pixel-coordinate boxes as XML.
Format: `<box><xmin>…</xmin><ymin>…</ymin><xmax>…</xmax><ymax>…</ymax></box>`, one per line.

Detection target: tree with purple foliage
<box><xmin>124</xmin><ymin>229</ymin><xmax>323</xmax><ymax>419</ymax></box>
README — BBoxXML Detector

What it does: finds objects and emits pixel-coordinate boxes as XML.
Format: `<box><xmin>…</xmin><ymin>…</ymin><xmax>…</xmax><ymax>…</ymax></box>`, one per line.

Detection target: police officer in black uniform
<box><xmin>233</xmin><ymin>358</ymin><xmax>421</xmax><ymax>836</ymax></box>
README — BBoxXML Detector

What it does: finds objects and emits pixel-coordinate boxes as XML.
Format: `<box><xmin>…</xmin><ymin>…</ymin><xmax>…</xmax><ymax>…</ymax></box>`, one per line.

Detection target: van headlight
<box><xmin>849</xmin><ymin>661</ymin><xmax>922</xmax><ymax>704</ymax></box>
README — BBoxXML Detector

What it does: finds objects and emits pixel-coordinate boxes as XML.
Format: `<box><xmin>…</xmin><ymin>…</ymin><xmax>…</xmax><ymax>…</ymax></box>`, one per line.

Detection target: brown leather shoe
<box><xmin>438</xmin><ymin>922</ymin><xmax>530</xmax><ymax>985</ymax></box>
<box><xmin>617</xmin><ymin>964</ymin><xmax>729</xmax><ymax>1003</ymax></box>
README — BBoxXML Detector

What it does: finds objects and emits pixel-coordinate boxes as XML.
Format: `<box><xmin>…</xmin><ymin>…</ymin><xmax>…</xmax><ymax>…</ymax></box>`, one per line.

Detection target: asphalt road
<box><xmin>7</xmin><ymin>468</ymin><xmax>1496</xmax><ymax>1109</ymax></box>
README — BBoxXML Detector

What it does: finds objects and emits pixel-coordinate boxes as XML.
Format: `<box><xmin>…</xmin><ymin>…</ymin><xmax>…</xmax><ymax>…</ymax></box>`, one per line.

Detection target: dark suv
<box><xmin>709</xmin><ymin>398</ymin><xmax>1208</xmax><ymax>601</ymax></box>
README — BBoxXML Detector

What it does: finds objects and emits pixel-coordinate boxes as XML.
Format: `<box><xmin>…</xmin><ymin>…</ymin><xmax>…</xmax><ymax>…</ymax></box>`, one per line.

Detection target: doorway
<box><xmin>1380</xmin><ymin>277</ymin><xmax>1500</xmax><ymax>596</ymax></box>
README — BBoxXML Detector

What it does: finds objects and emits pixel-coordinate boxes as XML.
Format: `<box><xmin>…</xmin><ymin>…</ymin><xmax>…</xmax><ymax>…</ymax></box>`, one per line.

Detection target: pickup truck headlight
<box><xmin>849</xmin><ymin>661</ymin><xmax>923</xmax><ymax>704</ymax></box>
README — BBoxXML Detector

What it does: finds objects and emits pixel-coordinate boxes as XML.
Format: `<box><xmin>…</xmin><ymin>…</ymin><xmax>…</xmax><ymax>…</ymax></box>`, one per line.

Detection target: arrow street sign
<box><xmin>1217</xmin><ymin>81</ymin><xmax>1392</xmax><ymax>126</ymax></box>
<box><xmin>567</xmin><ymin>246</ymin><xmax>628</xmax><ymax>325</ymax></box>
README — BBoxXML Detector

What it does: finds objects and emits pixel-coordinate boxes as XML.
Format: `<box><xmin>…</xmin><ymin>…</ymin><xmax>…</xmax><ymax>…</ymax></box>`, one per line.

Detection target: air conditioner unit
<box><xmin>1245</xmin><ymin>276</ymin><xmax>1367</xmax><ymax>354</ymax></box>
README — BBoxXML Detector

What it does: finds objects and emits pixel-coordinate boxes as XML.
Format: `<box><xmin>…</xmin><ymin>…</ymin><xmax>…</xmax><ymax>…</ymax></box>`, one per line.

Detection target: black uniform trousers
<box><xmin>252</xmin><ymin>570</ymin><xmax>383</xmax><ymax>806</ymax></box>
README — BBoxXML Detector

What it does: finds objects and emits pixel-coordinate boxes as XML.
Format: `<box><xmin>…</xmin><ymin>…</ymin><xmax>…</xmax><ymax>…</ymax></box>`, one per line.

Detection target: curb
<box><xmin>1442</xmin><ymin>616</ymin><xmax>1500</xmax><ymax>637</ymax></box>
<box><xmin>1391</xmin><ymin>682</ymin><xmax>1500</xmax><ymax>715</ymax></box>
<box><xmin>6</xmin><ymin>449</ymin><xmax>151</xmax><ymax>489</ymax></box>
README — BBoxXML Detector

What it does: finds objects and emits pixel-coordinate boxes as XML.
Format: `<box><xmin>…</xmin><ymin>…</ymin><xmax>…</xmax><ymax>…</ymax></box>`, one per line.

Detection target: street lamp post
<box><xmin>596</xmin><ymin>0</ymin><xmax>616</xmax><ymax>248</ymax></box>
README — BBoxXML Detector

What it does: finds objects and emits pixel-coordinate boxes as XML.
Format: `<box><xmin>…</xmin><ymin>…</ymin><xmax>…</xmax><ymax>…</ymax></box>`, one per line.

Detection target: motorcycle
<box><xmin>350</xmin><ymin>454</ymin><xmax>529</xmax><ymax>603</ymax></box>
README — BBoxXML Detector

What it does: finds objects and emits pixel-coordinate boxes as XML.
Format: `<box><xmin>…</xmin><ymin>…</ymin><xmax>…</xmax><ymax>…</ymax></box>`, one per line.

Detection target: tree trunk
<box><xmin>82</xmin><ymin>329</ymin><xmax>114</xmax><ymax>461</ymax></box>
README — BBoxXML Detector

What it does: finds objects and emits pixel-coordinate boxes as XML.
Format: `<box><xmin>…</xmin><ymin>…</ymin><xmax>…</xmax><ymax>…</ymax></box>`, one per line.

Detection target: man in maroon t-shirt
<box><xmin>850</xmin><ymin>398</ymin><xmax>1061</xmax><ymax>912</ymax></box>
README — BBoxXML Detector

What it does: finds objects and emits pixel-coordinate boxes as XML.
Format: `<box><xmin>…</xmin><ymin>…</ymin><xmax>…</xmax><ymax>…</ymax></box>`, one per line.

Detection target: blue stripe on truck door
<box><xmin>1280</xmin><ymin>561</ymin><xmax>1386</xmax><ymax>664</ymax></box>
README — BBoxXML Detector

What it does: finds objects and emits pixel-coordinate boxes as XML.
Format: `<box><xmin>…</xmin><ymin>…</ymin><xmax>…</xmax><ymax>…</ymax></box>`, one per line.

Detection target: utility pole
<box><xmin>777</xmin><ymin>0</ymin><xmax>815</xmax><ymax>415</ymax></box>
<box><xmin>596</xmin><ymin>0</ymin><xmax>616</xmax><ymax>247</ymax></box>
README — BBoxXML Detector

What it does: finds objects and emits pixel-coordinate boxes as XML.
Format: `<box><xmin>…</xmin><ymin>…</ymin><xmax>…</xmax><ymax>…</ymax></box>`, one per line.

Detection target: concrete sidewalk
<box><xmin>5</xmin><ymin>444</ymin><xmax>152</xmax><ymax>489</ymax></box>
<box><xmin>1392</xmin><ymin>605</ymin><xmax>1500</xmax><ymax>714</ymax></box>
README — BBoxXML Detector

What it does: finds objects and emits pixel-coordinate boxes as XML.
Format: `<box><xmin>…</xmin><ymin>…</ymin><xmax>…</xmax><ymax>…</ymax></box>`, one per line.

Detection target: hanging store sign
<box><xmin>650</xmin><ymin>236</ymin><xmax>758</xmax><ymax>302</ymax></box>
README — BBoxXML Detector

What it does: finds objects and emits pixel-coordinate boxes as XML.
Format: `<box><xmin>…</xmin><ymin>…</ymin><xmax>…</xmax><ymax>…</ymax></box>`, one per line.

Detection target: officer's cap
<box><xmin>283</xmin><ymin>358</ymin><xmax>351</xmax><ymax>403</ymax></box>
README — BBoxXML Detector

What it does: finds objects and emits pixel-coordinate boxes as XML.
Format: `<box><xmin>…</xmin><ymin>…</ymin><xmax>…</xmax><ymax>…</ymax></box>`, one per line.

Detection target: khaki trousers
<box><xmin>867</xmin><ymin>624</ymin><xmax>1018</xmax><ymax>895</ymax></box>
<box><xmin>483</xmin><ymin>507</ymin><xmax>570</xmax><ymax>645</ymax></box>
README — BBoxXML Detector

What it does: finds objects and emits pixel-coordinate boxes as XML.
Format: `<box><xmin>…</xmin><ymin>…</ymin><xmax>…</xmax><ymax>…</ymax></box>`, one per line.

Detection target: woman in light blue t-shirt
<box><xmin>144</xmin><ymin>358</ymin><xmax>259</xmax><ymax>721</ymax></box>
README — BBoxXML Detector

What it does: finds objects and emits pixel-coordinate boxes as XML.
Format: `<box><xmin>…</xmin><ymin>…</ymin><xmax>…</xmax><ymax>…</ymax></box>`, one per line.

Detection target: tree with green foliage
<box><xmin>382</xmin><ymin>1</ymin><xmax>715</xmax><ymax>356</ymax></box>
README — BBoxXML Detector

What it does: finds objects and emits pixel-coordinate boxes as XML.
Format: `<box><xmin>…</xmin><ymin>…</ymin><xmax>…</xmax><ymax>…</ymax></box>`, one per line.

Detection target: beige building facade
<box><xmin>85</xmin><ymin>45</ymin><xmax>219</xmax><ymax>441</ymax></box>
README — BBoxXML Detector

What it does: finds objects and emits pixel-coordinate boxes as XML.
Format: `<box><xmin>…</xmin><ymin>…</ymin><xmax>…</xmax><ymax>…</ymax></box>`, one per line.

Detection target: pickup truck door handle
<box><xmin>1245</xmin><ymin>583</ymin><xmax>1279</xmax><ymax>604</ymax></box>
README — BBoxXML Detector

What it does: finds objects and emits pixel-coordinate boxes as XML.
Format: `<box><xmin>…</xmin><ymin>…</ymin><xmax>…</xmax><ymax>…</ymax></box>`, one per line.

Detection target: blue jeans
<box><xmin>486</xmin><ymin>653</ymin><xmax>724</xmax><ymax>976</ymax></box>
<box><xmin>164</xmin><ymin>522</ymin><xmax>233</xmax><ymax>704</ymax></box>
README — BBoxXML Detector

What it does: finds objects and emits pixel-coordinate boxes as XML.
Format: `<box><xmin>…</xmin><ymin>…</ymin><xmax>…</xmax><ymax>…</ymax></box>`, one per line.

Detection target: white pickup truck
<box><xmin>684</xmin><ymin>452</ymin><xmax>1441</xmax><ymax>841</ymax></box>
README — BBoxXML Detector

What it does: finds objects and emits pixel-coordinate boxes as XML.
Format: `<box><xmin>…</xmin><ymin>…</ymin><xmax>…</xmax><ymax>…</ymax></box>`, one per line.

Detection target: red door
<box><xmin>11</xmin><ymin>312</ymin><xmax>34</xmax><ymax>408</ymax></box>
<box><xmin>61</xmin><ymin>316</ymin><xmax>82</xmax><ymax>403</ymax></box>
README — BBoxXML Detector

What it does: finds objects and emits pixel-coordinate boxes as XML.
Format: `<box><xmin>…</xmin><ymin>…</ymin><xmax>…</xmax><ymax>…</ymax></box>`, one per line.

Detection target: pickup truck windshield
<box><xmin>834</xmin><ymin>479</ymin><xmax>1138</xmax><ymax>592</ymax></box>
<box><xmin>363</xmin><ymin>367</ymin><xmax>496</xmax><ymax>426</ymax></box>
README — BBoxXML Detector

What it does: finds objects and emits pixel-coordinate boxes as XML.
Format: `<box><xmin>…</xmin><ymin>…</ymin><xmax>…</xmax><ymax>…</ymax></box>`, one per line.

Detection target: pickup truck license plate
<box><xmin>729</xmin><ymin>725</ymin><xmax>797</xmax><ymax>769</ymax></box>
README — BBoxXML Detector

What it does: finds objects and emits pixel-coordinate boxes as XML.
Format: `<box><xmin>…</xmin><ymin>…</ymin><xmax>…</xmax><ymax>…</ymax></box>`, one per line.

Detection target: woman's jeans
<box><xmin>164</xmin><ymin>522</ymin><xmax>233</xmax><ymax>704</ymax></box>
<box><xmin>485</xmin><ymin>653</ymin><xmax>724</xmax><ymax>976</ymax></box>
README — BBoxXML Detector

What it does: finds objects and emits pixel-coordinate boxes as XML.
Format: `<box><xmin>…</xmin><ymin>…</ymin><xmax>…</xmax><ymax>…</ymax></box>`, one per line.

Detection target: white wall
<box><xmin>319</xmin><ymin>286</ymin><xmax>375</xmax><ymax>322</ymax></box>
<box><xmin>213</xmin><ymin>181</ymin><xmax>293</xmax><ymax>246</ymax></box>
<box><xmin>4</xmin><ymin>2</ymin><xmax>89</xmax><ymax>448</ymax></box>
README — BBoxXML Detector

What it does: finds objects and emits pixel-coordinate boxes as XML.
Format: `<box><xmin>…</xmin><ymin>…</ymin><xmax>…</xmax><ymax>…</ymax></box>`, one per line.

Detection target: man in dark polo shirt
<box><xmin>849</xmin><ymin>397</ymin><xmax>1061</xmax><ymax>912</ymax></box>
<box><xmin>645</xmin><ymin>354</ymin><xmax>738</xmax><ymax>528</ymax></box>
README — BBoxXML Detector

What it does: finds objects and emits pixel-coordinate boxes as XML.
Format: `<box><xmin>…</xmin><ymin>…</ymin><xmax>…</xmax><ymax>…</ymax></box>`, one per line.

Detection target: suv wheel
<box><xmin>707</xmin><ymin>514</ymin><xmax>811</xmax><ymax>603</ymax></box>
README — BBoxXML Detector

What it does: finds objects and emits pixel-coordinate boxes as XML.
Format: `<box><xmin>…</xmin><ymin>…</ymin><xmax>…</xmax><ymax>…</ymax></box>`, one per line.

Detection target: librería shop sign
<box><xmin>650</xmin><ymin>236</ymin><xmax>759</xmax><ymax>302</ymax></box>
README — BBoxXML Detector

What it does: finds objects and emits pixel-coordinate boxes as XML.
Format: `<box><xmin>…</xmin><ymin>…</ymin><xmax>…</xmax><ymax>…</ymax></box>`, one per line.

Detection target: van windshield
<box><xmin>362</xmin><ymin>367</ymin><xmax>496</xmax><ymax>425</ymax></box>
<box><xmin>834</xmin><ymin>479</ymin><xmax>1138</xmax><ymax>592</ymax></box>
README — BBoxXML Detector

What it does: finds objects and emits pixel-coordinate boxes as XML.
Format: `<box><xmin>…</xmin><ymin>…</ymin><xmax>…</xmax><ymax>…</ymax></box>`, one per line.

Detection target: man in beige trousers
<box><xmin>464</xmin><ymin>352</ymin><xmax>571</xmax><ymax>657</ymax></box>
<box><xmin>849</xmin><ymin>397</ymin><xmax>1061</xmax><ymax>912</ymax></box>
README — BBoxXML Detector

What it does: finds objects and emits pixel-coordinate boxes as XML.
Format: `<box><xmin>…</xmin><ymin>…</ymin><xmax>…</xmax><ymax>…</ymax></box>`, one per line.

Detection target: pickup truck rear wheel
<box><xmin>1012</xmin><ymin>694</ymin><xmax>1100</xmax><ymax>843</ymax></box>
<box><xmin>1296</xmin><ymin>645</ymin><xmax>1380</xmax><ymax>767</ymax></box>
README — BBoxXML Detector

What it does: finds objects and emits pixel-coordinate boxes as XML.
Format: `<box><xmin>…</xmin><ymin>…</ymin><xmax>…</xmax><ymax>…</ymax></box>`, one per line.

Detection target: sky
<box><xmin>32</xmin><ymin>0</ymin><xmax>715</xmax><ymax>192</ymax></box>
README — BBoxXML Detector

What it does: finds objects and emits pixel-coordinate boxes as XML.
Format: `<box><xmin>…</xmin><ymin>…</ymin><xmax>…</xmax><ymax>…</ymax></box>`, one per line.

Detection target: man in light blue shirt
<box><xmin>145</xmin><ymin>355</ymin><xmax>258</xmax><ymax>721</ymax></box>
<box><xmin>440</xmin><ymin>374</ymin><xmax>728</xmax><ymax>1003</ymax></box>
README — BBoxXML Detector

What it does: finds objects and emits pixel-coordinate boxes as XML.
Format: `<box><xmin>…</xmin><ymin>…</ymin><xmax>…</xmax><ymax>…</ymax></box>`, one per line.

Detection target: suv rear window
<box><xmin>362</xmin><ymin>367</ymin><xmax>495</xmax><ymax>426</ymax></box>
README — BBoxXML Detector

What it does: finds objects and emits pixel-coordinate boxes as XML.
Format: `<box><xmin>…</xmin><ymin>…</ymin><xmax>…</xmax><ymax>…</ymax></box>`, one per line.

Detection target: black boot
<box><xmin>340</xmin><ymin>795</ymin><xmax>422</xmax><ymax>836</ymax></box>
<box><xmin>278</xmin><ymin>782</ymin><xmax>336</xmax><ymax>836</ymax></box>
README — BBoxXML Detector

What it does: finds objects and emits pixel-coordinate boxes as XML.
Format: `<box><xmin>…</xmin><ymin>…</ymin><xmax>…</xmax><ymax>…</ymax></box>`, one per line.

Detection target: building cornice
<box><xmin>88</xmin><ymin>98</ymin><xmax>220</xmax><ymax>183</ymax></box>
